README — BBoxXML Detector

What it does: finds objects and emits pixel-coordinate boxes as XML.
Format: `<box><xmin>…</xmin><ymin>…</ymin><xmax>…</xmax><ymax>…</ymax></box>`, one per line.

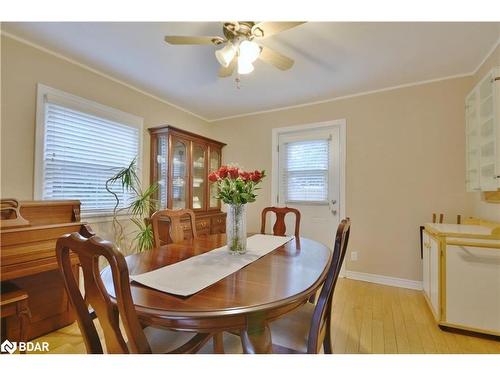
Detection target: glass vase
<box><xmin>226</xmin><ymin>203</ymin><xmax>247</xmax><ymax>254</ymax></box>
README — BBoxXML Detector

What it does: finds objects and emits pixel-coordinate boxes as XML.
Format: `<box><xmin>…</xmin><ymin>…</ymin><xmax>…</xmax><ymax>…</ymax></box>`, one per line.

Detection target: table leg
<box><xmin>213</xmin><ymin>332</ymin><xmax>225</xmax><ymax>354</ymax></box>
<box><xmin>240</xmin><ymin>317</ymin><xmax>272</xmax><ymax>354</ymax></box>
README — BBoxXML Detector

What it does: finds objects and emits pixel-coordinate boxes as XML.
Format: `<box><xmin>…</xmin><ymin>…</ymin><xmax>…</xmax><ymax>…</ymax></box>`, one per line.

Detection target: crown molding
<box><xmin>471</xmin><ymin>35</ymin><xmax>500</xmax><ymax>76</ymax></box>
<box><xmin>209</xmin><ymin>72</ymin><xmax>472</xmax><ymax>122</ymax></box>
<box><xmin>3</xmin><ymin>29</ymin><xmax>498</xmax><ymax>123</ymax></box>
<box><xmin>0</xmin><ymin>30</ymin><xmax>210</xmax><ymax>122</ymax></box>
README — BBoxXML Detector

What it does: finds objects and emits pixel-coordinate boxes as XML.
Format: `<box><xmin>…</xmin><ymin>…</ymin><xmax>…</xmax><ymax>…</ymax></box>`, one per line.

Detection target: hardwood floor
<box><xmin>24</xmin><ymin>278</ymin><xmax>500</xmax><ymax>354</ymax></box>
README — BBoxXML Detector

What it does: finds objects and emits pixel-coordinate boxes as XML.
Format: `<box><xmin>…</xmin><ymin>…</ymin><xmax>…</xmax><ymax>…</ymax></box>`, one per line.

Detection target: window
<box><xmin>281</xmin><ymin>139</ymin><xmax>329</xmax><ymax>203</ymax></box>
<box><xmin>35</xmin><ymin>84</ymin><xmax>143</xmax><ymax>217</ymax></box>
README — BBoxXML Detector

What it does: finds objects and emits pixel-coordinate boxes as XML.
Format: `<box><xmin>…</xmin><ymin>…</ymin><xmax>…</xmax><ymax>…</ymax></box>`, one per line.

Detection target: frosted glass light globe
<box><xmin>237</xmin><ymin>56</ymin><xmax>254</xmax><ymax>75</ymax></box>
<box><xmin>238</xmin><ymin>40</ymin><xmax>260</xmax><ymax>63</ymax></box>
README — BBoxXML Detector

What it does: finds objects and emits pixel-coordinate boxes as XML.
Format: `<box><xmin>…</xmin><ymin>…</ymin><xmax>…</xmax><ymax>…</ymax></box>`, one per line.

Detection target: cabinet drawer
<box><xmin>211</xmin><ymin>216</ymin><xmax>226</xmax><ymax>227</ymax></box>
<box><xmin>196</xmin><ymin>218</ymin><xmax>210</xmax><ymax>231</ymax></box>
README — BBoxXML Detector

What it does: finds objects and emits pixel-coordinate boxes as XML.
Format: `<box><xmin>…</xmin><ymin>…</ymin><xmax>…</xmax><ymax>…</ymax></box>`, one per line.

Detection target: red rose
<box><xmin>251</xmin><ymin>170</ymin><xmax>262</xmax><ymax>182</ymax></box>
<box><xmin>218</xmin><ymin>166</ymin><xmax>228</xmax><ymax>178</ymax></box>
<box><xmin>239</xmin><ymin>171</ymin><xmax>251</xmax><ymax>181</ymax></box>
<box><xmin>228</xmin><ymin>166</ymin><xmax>239</xmax><ymax>179</ymax></box>
<box><xmin>208</xmin><ymin>172</ymin><xmax>219</xmax><ymax>182</ymax></box>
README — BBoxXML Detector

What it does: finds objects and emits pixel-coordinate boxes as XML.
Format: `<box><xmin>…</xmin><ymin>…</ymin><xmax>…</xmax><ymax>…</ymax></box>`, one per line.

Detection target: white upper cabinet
<box><xmin>466</xmin><ymin>67</ymin><xmax>500</xmax><ymax>192</ymax></box>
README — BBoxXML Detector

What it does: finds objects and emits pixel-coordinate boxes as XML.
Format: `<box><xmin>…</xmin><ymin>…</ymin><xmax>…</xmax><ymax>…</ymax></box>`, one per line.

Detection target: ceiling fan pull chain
<box><xmin>235</xmin><ymin>76</ymin><xmax>241</xmax><ymax>89</ymax></box>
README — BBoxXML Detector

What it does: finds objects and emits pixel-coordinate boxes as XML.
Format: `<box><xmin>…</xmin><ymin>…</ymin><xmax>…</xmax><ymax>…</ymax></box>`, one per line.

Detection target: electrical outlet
<box><xmin>351</xmin><ymin>251</ymin><xmax>358</xmax><ymax>261</ymax></box>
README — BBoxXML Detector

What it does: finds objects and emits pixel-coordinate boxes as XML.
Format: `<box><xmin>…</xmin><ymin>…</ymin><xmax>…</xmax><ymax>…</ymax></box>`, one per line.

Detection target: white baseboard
<box><xmin>344</xmin><ymin>270</ymin><xmax>423</xmax><ymax>291</ymax></box>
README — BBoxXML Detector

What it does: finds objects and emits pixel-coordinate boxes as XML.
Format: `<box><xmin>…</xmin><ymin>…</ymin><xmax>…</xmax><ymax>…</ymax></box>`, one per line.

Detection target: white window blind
<box><xmin>41</xmin><ymin>102</ymin><xmax>140</xmax><ymax>216</ymax></box>
<box><xmin>282</xmin><ymin>139</ymin><xmax>329</xmax><ymax>203</ymax></box>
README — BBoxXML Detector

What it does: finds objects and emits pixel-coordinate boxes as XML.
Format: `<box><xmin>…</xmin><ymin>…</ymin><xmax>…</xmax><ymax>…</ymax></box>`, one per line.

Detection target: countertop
<box><xmin>424</xmin><ymin>223</ymin><xmax>500</xmax><ymax>240</ymax></box>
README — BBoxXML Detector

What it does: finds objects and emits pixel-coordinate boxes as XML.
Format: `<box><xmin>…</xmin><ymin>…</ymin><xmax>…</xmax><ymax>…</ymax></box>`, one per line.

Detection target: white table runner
<box><xmin>130</xmin><ymin>234</ymin><xmax>293</xmax><ymax>296</ymax></box>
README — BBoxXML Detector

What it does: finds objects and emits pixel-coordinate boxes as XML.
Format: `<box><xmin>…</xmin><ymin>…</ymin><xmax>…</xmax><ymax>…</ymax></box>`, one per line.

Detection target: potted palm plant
<box><xmin>105</xmin><ymin>158</ymin><xmax>158</xmax><ymax>252</ymax></box>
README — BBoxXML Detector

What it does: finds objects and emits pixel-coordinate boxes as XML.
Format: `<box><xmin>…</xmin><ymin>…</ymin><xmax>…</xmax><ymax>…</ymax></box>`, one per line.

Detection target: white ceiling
<box><xmin>2</xmin><ymin>22</ymin><xmax>499</xmax><ymax>121</ymax></box>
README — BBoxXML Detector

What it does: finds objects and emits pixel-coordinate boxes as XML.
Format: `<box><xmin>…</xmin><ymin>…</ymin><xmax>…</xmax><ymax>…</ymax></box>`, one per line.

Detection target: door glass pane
<box><xmin>156</xmin><ymin>135</ymin><xmax>167</xmax><ymax>209</ymax></box>
<box><xmin>209</xmin><ymin>149</ymin><xmax>220</xmax><ymax>208</ymax></box>
<box><xmin>192</xmin><ymin>144</ymin><xmax>206</xmax><ymax>209</ymax></box>
<box><xmin>172</xmin><ymin>140</ymin><xmax>187</xmax><ymax>209</ymax></box>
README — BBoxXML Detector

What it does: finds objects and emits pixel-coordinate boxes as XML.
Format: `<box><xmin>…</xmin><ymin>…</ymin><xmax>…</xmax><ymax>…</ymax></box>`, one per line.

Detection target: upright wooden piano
<box><xmin>0</xmin><ymin>199</ymin><xmax>93</xmax><ymax>340</ymax></box>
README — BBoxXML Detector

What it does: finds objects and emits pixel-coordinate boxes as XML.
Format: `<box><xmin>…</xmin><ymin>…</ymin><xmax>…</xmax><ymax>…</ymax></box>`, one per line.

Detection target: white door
<box><xmin>275</xmin><ymin>124</ymin><xmax>343</xmax><ymax>249</ymax></box>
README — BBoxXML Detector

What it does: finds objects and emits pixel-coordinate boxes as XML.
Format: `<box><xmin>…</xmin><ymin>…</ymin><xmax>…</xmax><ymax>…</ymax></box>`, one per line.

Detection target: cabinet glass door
<box><xmin>156</xmin><ymin>135</ymin><xmax>168</xmax><ymax>209</ymax></box>
<box><xmin>192</xmin><ymin>143</ymin><xmax>206</xmax><ymax>210</ymax></box>
<box><xmin>172</xmin><ymin>139</ymin><xmax>188</xmax><ymax>209</ymax></box>
<box><xmin>478</xmin><ymin>72</ymin><xmax>496</xmax><ymax>190</ymax></box>
<box><xmin>209</xmin><ymin>147</ymin><xmax>221</xmax><ymax>209</ymax></box>
<box><xmin>466</xmin><ymin>91</ymin><xmax>480</xmax><ymax>192</ymax></box>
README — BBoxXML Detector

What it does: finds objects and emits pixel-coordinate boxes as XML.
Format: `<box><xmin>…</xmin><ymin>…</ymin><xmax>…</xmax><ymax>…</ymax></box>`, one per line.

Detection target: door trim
<box><xmin>271</xmin><ymin>119</ymin><xmax>346</xmax><ymax>221</ymax></box>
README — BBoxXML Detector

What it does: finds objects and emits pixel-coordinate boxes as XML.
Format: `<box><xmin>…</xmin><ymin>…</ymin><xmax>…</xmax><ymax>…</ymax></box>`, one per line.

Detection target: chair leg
<box><xmin>17</xmin><ymin>300</ymin><xmax>31</xmax><ymax>354</ymax></box>
<box><xmin>213</xmin><ymin>332</ymin><xmax>225</xmax><ymax>354</ymax></box>
<box><xmin>323</xmin><ymin>314</ymin><xmax>333</xmax><ymax>354</ymax></box>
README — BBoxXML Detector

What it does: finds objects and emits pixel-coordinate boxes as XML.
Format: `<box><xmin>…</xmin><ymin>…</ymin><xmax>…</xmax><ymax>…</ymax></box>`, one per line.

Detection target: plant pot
<box><xmin>226</xmin><ymin>203</ymin><xmax>247</xmax><ymax>254</ymax></box>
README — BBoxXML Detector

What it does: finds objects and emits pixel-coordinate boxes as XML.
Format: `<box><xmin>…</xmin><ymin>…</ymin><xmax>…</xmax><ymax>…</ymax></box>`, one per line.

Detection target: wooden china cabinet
<box><xmin>149</xmin><ymin>125</ymin><xmax>226</xmax><ymax>244</ymax></box>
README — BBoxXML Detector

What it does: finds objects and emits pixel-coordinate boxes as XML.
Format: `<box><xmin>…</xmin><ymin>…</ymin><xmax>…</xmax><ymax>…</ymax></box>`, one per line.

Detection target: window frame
<box><xmin>34</xmin><ymin>83</ymin><xmax>144</xmax><ymax>218</ymax></box>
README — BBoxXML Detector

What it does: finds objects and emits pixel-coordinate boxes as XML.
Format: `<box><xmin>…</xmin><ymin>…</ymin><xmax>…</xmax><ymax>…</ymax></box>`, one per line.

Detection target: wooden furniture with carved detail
<box><xmin>261</xmin><ymin>206</ymin><xmax>301</xmax><ymax>237</ymax></box>
<box><xmin>56</xmin><ymin>233</ymin><xmax>211</xmax><ymax>354</ymax></box>
<box><xmin>151</xmin><ymin>209</ymin><xmax>197</xmax><ymax>246</ymax></box>
<box><xmin>0</xmin><ymin>200</ymin><xmax>94</xmax><ymax>340</ymax></box>
<box><xmin>0</xmin><ymin>282</ymin><xmax>31</xmax><ymax>353</ymax></box>
<box><xmin>270</xmin><ymin>219</ymin><xmax>351</xmax><ymax>354</ymax></box>
<box><xmin>101</xmin><ymin>234</ymin><xmax>332</xmax><ymax>354</ymax></box>
<box><xmin>149</xmin><ymin>125</ymin><xmax>226</xmax><ymax>244</ymax></box>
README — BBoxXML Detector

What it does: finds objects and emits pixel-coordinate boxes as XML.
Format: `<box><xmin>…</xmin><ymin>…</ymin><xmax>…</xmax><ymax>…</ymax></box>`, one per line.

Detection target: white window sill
<box><xmin>82</xmin><ymin>214</ymin><xmax>133</xmax><ymax>224</ymax></box>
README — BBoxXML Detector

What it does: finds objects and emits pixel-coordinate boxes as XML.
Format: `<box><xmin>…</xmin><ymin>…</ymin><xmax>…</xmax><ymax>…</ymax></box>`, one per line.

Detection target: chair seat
<box><xmin>270</xmin><ymin>302</ymin><xmax>316</xmax><ymax>353</ymax></box>
<box><xmin>143</xmin><ymin>326</ymin><xmax>199</xmax><ymax>354</ymax></box>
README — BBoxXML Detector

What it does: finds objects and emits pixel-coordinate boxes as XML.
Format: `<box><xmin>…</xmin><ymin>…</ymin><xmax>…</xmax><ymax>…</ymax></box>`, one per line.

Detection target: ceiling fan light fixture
<box><xmin>237</xmin><ymin>56</ymin><xmax>254</xmax><ymax>75</ymax></box>
<box><xmin>238</xmin><ymin>40</ymin><xmax>260</xmax><ymax>63</ymax></box>
<box><xmin>215</xmin><ymin>43</ymin><xmax>236</xmax><ymax>68</ymax></box>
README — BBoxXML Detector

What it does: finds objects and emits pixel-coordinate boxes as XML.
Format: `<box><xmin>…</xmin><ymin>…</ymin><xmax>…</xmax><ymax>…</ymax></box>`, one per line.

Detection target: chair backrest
<box><xmin>432</xmin><ymin>213</ymin><xmax>444</xmax><ymax>224</ymax></box>
<box><xmin>56</xmin><ymin>233</ymin><xmax>151</xmax><ymax>354</ymax></box>
<box><xmin>260</xmin><ymin>206</ymin><xmax>301</xmax><ymax>237</ymax></box>
<box><xmin>151</xmin><ymin>208</ymin><xmax>197</xmax><ymax>247</ymax></box>
<box><xmin>307</xmin><ymin>218</ymin><xmax>351</xmax><ymax>353</ymax></box>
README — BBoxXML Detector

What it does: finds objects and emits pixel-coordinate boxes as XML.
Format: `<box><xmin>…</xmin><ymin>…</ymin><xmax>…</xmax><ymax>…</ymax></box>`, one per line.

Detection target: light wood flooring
<box><xmin>25</xmin><ymin>278</ymin><xmax>500</xmax><ymax>354</ymax></box>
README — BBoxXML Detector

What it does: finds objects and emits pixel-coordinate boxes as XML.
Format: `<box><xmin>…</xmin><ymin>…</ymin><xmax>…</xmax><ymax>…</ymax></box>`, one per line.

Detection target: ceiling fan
<box><xmin>164</xmin><ymin>21</ymin><xmax>305</xmax><ymax>78</ymax></box>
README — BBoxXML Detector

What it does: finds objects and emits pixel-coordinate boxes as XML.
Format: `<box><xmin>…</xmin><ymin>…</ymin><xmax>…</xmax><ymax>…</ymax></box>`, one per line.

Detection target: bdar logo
<box><xmin>1</xmin><ymin>339</ymin><xmax>17</xmax><ymax>354</ymax></box>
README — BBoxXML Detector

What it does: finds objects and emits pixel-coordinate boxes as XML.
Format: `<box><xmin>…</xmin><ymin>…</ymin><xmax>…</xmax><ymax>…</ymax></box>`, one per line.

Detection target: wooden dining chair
<box><xmin>56</xmin><ymin>232</ymin><xmax>211</xmax><ymax>354</ymax></box>
<box><xmin>151</xmin><ymin>208</ymin><xmax>197</xmax><ymax>247</ymax></box>
<box><xmin>269</xmin><ymin>218</ymin><xmax>351</xmax><ymax>354</ymax></box>
<box><xmin>260</xmin><ymin>206</ymin><xmax>301</xmax><ymax>237</ymax></box>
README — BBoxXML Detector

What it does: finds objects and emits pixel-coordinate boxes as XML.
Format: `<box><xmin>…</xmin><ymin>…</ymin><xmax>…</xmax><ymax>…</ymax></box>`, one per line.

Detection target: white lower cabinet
<box><xmin>422</xmin><ymin>231</ymin><xmax>440</xmax><ymax>318</ymax></box>
<box><xmin>446</xmin><ymin>241</ymin><xmax>500</xmax><ymax>334</ymax></box>
<box><xmin>422</xmin><ymin>223</ymin><xmax>500</xmax><ymax>336</ymax></box>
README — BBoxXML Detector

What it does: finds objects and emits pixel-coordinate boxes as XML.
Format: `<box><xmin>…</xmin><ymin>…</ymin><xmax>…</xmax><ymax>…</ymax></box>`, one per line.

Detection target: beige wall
<box><xmin>467</xmin><ymin>43</ymin><xmax>500</xmax><ymax>222</ymax></box>
<box><xmin>0</xmin><ymin>35</ymin><xmax>212</xmax><ymax>249</ymax></box>
<box><xmin>0</xmin><ymin>33</ymin><xmax>488</xmax><ymax>282</ymax></box>
<box><xmin>212</xmin><ymin>77</ymin><xmax>473</xmax><ymax>282</ymax></box>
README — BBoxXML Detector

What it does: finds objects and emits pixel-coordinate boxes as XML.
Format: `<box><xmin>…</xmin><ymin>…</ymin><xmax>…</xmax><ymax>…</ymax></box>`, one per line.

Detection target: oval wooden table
<box><xmin>101</xmin><ymin>234</ymin><xmax>332</xmax><ymax>354</ymax></box>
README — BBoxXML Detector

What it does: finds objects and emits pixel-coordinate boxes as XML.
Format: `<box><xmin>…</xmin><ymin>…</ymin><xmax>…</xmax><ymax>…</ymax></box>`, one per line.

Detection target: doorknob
<box><xmin>330</xmin><ymin>200</ymin><xmax>337</xmax><ymax>216</ymax></box>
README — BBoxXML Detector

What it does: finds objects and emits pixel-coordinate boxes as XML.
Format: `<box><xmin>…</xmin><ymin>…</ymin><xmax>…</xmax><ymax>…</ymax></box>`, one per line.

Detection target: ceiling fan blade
<box><xmin>259</xmin><ymin>46</ymin><xmax>295</xmax><ymax>70</ymax></box>
<box><xmin>218</xmin><ymin>58</ymin><xmax>236</xmax><ymax>78</ymax></box>
<box><xmin>164</xmin><ymin>36</ymin><xmax>225</xmax><ymax>45</ymax></box>
<box><xmin>251</xmin><ymin>22</ymin><xmax>305</xmax><ymax>38</ymax></box>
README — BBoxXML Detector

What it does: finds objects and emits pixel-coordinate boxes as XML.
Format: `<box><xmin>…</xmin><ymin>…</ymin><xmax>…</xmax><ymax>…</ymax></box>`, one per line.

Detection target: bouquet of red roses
<box><xmin>208</xmin><ymin>165</ymin><xmax>266</xmax><ymax>205</ymax></box>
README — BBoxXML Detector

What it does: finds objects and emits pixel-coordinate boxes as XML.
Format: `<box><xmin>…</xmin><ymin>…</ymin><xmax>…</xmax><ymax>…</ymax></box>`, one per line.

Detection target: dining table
<box><xmin>101</xmin><ymin>233</ymin><xmax>332</xmax><ymax>354</ymax></box>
